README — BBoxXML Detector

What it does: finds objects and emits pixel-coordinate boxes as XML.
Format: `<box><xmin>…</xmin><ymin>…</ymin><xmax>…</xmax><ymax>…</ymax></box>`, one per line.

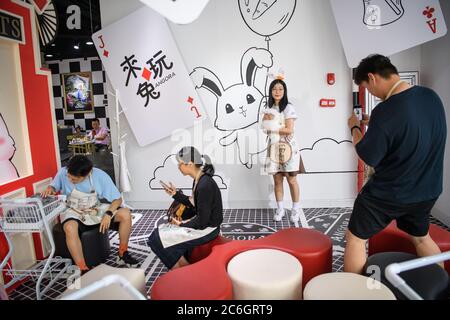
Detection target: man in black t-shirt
<box><xmin>346</xmin><ymin>54</ymin><xmax>447</xmax><ymax>274</ymax></box>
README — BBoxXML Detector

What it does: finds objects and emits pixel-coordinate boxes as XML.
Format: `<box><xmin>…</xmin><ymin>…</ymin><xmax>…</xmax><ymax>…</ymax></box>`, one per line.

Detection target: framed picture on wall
<box><xmin>62</xmin><ymin>72</ymin><xmax>94</xmax><ymax>113</ymax></box>
<box><xmin>365</xmin><ymin>71</ymin><xmax>419</xmax><ymax>116</ymax></box>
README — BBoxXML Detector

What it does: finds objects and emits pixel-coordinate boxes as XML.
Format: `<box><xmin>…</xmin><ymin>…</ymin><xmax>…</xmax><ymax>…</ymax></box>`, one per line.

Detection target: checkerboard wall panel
<box><xmin>46</xmin><ymin>57</ymin><xmax>110</xmax><ymax>131</ymax></box>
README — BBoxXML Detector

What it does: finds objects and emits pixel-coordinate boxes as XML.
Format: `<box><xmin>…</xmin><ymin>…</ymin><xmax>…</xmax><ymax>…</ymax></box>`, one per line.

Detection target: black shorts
<box><xmin>348</xmin><ymin>191</ymin><xmax>437</xmax><ymax>240</ymax></box>
<box><xmin>61</xmin><ymin>217</ymin><xmax>120</xmax><ymax>233</ymax></box>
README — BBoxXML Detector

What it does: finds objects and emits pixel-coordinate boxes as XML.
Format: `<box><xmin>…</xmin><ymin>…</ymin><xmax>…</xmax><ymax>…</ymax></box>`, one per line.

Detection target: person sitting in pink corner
<box><xmin>88</xmin><ymin>118</ymin><xmax>110</xmax><ymax>151</ymax></box>
<box><xmin>0</xmin><ymin>113</ymin><xmax>19</xmax><ymax>184</ymax></box>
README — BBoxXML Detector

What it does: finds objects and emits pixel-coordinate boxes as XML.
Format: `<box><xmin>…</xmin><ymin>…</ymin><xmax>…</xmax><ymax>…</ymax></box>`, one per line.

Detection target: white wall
<box><xmin>421</xmin><ymin>0</ymin><xmax>450</xmax><ymax>226</ymax></box>
<box><xmin>390</xmin><ymin>47</ymin><xmax>422</xmax><ymax>74</ymax></box>
<box><xmin>99</xmin><ymin>0</ymin><xmax>423</xmax><ymax>210</ymax></box>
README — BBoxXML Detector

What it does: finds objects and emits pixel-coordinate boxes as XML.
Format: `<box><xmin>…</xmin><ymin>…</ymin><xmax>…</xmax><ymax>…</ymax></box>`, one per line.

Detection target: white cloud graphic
<box><xmin>300</xmin><ymin>138</ymin><xmax>358</xmax><ymax>173</ymax></box>
<box><xmin>149</xmin><ymin>154</ymin><xmax>228</xmax><ymax>190</ymax></box>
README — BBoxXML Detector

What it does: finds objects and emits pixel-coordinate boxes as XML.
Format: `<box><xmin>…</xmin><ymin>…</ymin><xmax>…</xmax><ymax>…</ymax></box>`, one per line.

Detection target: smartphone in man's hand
<box><xmin>353</xmin><ymin>105</ymin><xmax>363</xmax><ymax>121</ymax></box>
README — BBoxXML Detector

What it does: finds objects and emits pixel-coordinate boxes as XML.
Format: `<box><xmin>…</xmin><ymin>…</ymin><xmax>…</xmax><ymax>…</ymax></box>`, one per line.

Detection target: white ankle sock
<box><xmin>292</xmin><ymin>202</ymin><xmax>301</xmax><ymax>210</ymax></box>
<box><xmin>277</xmin><ymin>201</ymin><xmax>284</xmax><ymax>210</ymax></box>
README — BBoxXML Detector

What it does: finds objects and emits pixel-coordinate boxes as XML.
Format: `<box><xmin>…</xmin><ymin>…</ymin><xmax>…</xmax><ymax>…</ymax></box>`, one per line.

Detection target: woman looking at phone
<box><xmin>147</xmin><ymin>146</ymin><xmax>223</xmax><ymax>270</ymax></box>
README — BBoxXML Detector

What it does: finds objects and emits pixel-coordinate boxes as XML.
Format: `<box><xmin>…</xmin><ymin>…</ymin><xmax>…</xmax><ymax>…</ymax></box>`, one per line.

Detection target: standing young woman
<box><xmin>263</xmin><ymin>79</ymin><xmax>306</xmax><ymax>223</ymax></box>
<box><xmin>147</xmin><ymin>146</ymin><xmax>223</xmax><ymax>270</ymax></box>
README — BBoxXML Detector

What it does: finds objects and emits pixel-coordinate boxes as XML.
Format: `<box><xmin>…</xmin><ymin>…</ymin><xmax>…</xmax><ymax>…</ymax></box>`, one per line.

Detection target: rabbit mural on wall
<box><xmin>0</xmin><ymin>113</ymin><xmax>19</xmax><ymax>184</ymax></box>
<box><xmin>190</xmin><ymin>47</ymin><xmax>273</xmax><ymax>169</ymax></box>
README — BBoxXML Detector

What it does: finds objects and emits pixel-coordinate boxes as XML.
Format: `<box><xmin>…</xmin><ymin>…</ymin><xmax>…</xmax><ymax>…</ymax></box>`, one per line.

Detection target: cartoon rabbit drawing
<box><xmin>0</xmin><ymin>114</ymin><xmax>19</xmax><ymax>184</ymax></box>
<box><xmin>190</xmin><ymin>47</ymin><xmax>273</xmax><ymax>169</ymax></box>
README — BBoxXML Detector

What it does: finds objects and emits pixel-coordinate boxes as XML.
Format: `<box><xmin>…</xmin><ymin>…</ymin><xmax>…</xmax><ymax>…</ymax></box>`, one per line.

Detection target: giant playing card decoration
<box><xmin>93</xmin><ymin>6</ymin><xmax>206</xmax><ymax>146</ymax></box>
<box><xmin>330</xmin><ymin>0</ymin><xmax>447</xmax><ymax>68</ymax></box>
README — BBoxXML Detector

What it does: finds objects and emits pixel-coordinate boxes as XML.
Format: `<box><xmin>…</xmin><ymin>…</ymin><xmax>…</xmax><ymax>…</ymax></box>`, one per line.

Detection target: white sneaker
<box><xmin>290</xmin><ymin>207</ymin><xmax>304</xmax><ymax>223</ymax></box>
<box><xmin>273</xmin><ymin>208</ymin><xmax>285</xmax><ymax>221</ymax></box>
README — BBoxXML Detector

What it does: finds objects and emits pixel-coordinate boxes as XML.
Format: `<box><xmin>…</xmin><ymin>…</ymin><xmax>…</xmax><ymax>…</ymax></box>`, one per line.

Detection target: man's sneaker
<box><xmin>290</xmin><ymin>207</ymin><xmax>304</xmax><ymax>223</ymax></box>
<box><xmin>117</xmin><ymin>251</ymin><xmax>139</xmax><ymax>267</ymax></box>
<box><xmin>273</xmin><ymin>208</ymin><xmax>285</xmax><ymax>221</ymax></box>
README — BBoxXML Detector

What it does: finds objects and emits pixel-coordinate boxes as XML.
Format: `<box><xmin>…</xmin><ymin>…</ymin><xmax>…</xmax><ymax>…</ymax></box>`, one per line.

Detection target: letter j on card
<box><xmin>93</xmin><ymin>6</ymin><xmax>206</xmax><ymax>146</ymax></box>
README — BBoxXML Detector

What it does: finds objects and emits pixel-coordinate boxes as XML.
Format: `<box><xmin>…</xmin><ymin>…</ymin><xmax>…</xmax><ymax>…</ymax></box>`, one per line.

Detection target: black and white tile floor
<box><xmin>7</xmin><ymin>208</ymin><xmax>449</xmax><ymax>300</ymax></box>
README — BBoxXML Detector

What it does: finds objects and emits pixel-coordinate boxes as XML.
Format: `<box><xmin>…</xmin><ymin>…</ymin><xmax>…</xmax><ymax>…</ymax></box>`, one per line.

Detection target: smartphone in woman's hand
<box><xmin>159</xmin><ymin>180</ymin><xmax>170</xmax><ymax>190</ymax></box>
<box><xmin>160</xmin><ymin>180</ymin><xmax>176</xmax><ymax>196</ymax></box>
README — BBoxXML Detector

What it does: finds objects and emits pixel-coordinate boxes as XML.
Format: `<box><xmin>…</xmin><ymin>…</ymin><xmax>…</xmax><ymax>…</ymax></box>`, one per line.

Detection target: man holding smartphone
<box><xmin>346</xmin><ymin>54</ymin><xmax>447</xmax><ymax>274</ymax></box>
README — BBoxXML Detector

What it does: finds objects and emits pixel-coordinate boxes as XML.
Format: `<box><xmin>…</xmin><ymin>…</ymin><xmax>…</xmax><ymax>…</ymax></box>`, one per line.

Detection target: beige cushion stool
<box><xmin>227</xmin><ymin>249</ymin><xmax>303</xmax><ymax>300</ymax></box>
<box><xmin>59</xmin><ymin>264</ymin><xmax>146</xmax><ymax>300</ymax></box>
<box><xmin>303</xmin><ymin>272</ymin><xmax>396</xmax><ymax>300</ymax></box>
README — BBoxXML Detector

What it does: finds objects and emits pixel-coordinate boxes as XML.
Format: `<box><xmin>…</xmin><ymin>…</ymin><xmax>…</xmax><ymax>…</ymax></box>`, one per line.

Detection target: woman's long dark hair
<box><xmin>268</xmin><ymin>79</ymin><xmax>289</xmax><ymax>112</ymax></box>
<box><xmin>176</xmin><ymin>146</ymin><xmax>215</xmax><ymax>176</ymax></box>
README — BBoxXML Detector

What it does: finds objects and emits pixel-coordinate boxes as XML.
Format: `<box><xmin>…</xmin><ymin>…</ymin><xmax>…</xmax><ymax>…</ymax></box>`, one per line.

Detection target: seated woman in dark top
<box><xmin>147</xmin><ymin>146</ymin><xmax>223</xmax><ymax>270</ymax></box>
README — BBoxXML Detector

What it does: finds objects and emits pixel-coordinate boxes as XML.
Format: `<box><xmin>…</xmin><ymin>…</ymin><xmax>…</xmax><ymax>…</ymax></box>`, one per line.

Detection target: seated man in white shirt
<box><xmin>89</xmin><ymin>118</ymin><xmax>110</xmax><ymax>151</ymax></box>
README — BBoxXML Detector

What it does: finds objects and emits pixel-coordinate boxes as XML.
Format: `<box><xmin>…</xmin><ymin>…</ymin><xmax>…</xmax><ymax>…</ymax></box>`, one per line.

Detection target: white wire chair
<box><xmin>0</xmin><ymin>197</ymin><xmax>72</xmax><ymax>300</ymax></box>
<box><xmin>385</xmin><ymin>251</ymin><xmax>450</xmax><ymax>300</ymax></box>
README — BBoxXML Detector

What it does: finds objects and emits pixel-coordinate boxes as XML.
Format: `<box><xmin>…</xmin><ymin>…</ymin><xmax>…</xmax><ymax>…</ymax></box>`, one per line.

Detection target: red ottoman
<box><xmin>368</xmin><ymin>221</ymin><xmax>450</xmax><ymax>274</ymax></box>
<box><xmin>151</xmin><ymin>228</ymin><xmax>332</xmax><ymax>300</ymax></box>
<box><xmin>189</xmin><ymin>235</ymin><xmax>232</xmax><ymax>263</ymax></box>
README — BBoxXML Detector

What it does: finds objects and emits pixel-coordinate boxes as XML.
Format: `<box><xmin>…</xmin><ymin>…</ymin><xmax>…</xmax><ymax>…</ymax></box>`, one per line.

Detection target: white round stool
<box><xmin>227</xmin><ymin>249</ymin><xmax>303</xmax><ymax>300</ymax></box>
<box><xmin>59</xmin><ymin>264</ymin><xmax>146</xmax><ymax>300</ymax></box>
<box><xmin>303</xmin><ymin>272</ymin><xmax>396</xmax><ymax>300</ymax></box>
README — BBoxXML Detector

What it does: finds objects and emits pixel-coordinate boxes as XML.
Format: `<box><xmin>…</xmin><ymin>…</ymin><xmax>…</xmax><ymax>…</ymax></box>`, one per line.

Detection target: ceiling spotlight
<box><xmin>74</xmin><ymin>44</ymin><xmax>80</xmax><ymax>49</ymax></box>
<box><xmin>51</xmin><ymin>43</ymin><xmax>56</xmax><ymax>47</ymax></box>
<box><xmin>46</xmin><ymin>54</ymin><xmax>53</xmax><ymax>57</ymax></box>
<box><xmin>86</xmin><ymin>41</ymin><xmax>94</xmax><ymax>45</ymax></box>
